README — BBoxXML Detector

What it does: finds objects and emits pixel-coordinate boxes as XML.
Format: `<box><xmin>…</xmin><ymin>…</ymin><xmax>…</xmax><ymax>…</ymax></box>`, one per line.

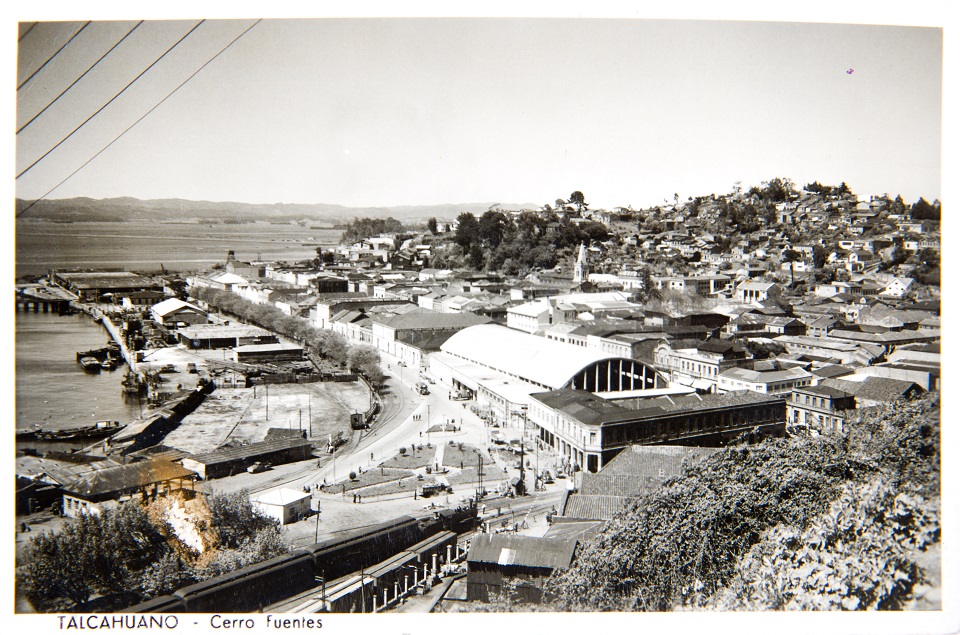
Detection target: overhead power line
<box><xmin>17</xmin><ymin>20</ymin><xmax>206</xmax><ymax>181</ymax></box>
<box><xmin>17</xmin><ymin>19</ymin><xmax>263</xmax><ymax>220</ymax></box>
<box><xmin>18</xmin><ymin>21</ymin><xmax>145</xmax><ymax>135</ymax></box>
<box><xmin>19</xmin><ymin>22</ymin><xmax>37</xmax><ymax>42</ymax></box>
<box><xmin>18</xmin><ymin>22</ymin><xmax>91</xmax><ymax>91</ymax></box>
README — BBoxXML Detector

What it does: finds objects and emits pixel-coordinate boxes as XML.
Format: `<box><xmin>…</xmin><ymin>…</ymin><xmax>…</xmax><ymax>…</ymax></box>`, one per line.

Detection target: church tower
<box><xmin>573</xmin><ymin>242</ymin><xmax>590</xmax><ymax>286</ymax></box>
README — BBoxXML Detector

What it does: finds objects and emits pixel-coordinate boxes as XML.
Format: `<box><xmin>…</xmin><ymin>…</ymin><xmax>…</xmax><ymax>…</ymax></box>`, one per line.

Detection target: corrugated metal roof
<box><xmin>561</xmin><ymin>494</ymin><xmax>632</xmax><ymax>521</ymax></box>
<box><xmin>598</xmin><ymin>445</ymin><xmax>718</xmax><ymax>478</ymax></box>
<box><xmin>186</xmin><ymin>438</ymin><xmax>315</xmax><ymax>465</ymax></box>
<box><xmin>819</xmin><ymin>376</ymin><xmax>922</xmax><ymax>403</ymax></box>
<box><xmin>542</xmin><ymin>521</ymin><xmax>604</xmax><ymax>542</ymax></box>
<box><xmin>376</xmin><ymin>307</ymin><xmax>491</xmax><ymax>330</ymax></box>
<box><xmin>441</xmin><ymin>324</ymin><xmax>644</xmax><ymax>390</ymax></box>
<box><xmin>64</xmin><ymin>459</ymin><xmax>196</xmax><ymax>497</ymax></box>
<box><xmin>467</xmin><ymin>534</ymin><xmax>577</xmax><ymax>570</ymax></box>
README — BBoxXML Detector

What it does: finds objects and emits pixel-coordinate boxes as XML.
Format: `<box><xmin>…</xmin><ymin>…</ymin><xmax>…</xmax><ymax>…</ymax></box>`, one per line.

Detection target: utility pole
<box><xmin>265</xmin><ymin>382</ymin><xmax>269</xmax><ymax>421</ymax></box>
<box><xmin>477</xmin><ymin>453</ymin><xmax>483</xmax><ymax>501</ymax></box>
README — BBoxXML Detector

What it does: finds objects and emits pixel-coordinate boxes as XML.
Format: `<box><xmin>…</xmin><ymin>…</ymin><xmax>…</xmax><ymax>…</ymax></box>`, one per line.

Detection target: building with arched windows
<box><xmin>429</xmin><ymin>324</ymin><xmax>669</xmax><ymax>427</ymax></box>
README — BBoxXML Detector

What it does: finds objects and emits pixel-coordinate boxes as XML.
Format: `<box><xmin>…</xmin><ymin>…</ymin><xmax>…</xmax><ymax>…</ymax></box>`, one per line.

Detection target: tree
<box><xmin>781</xmin><ymin>249</ymin><xmax>802</xmax><ymax>285</ymax></box>
<box><xmin>339</xmin><ymin>217</ymin><xmax>404</xmax><ymax>245</ymax></box>
<box><xmin>910</xmin><ymin>197</ymin><xmax>939</xmax><ymax>222</ymax></box>
<box><xmin>454</xmin><ymin>213</ymin><xmax>479</xmax><ymax>249</ymax></box>
<box><xmin>346</xmin><ymin>345</ymin><xmax>381</xmax><ymax>379</ymax></box>
<box><xmin>812</xmin><ymin>245</ymin><xmax>828</xmax><ymax>269</ymax></box>
<box><xmin>426</xmin><ymin>217</ymin><xmax>438</xmax><ymax>235</ymax></box>
<box><xmin>569</xmin><ymin>191</ymin><xmax>587</xmax><ymax>213</ymax></box>
<box><xmin>205</xmin><ymin>491</ymin><xmax>279</xmax><ymax>550</ymax></box>
<box><xmin>478</xmin><ymin>210</ymin><xmax>509</xmax><ymax>249</ymax></box>
<box><xmin>310</xmin><ymin>329</ymin><xmax>348</xmax><ymax>366</ymax></box>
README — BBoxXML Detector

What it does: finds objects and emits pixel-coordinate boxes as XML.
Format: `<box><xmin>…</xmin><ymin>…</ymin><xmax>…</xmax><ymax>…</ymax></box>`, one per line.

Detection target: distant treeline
<box><xmin>338</xmin><ymin>217</ymin><xmax>406</xmax><ymax>245</ymax></box>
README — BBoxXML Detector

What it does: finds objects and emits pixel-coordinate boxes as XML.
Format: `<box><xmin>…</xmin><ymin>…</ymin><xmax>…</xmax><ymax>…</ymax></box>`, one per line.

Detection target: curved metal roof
<box><xmin>439</xmin><ymin>324</ymin><xmax>646</xmax><ymax>390</ymax></box>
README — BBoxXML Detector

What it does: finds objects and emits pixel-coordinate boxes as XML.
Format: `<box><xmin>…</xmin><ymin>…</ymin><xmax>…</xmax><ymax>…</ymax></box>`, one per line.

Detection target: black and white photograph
<box><xmin>8</xmin><ymin>2</ymin><xmax>955</xmax><ymax>632</ymax></box>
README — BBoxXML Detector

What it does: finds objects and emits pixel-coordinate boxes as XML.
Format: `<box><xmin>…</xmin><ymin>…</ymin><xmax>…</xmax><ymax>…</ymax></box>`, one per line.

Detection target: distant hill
<box><xmin>14</xmin><ymin>197</ymin><xmax>537</xmax><ymax>224</ymax></box>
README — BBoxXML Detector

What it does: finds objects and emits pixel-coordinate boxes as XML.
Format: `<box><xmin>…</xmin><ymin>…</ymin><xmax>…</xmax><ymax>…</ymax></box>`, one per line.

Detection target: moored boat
<box><xmin>80</xmin><ymin>357</ymin><xmax>101</xmax><ymax>372</ymax></box>
<box><xmin>17</xmin><ymin>421</ymin><xmax>127</xmax><ymax>443</ymax></box>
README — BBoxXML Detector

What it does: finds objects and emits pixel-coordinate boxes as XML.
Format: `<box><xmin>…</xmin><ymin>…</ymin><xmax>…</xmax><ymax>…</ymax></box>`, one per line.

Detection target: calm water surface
<box><xmin>15</xmin><ymin>311</ymin><xmax>143</xmax><ymax>431</ymax></box>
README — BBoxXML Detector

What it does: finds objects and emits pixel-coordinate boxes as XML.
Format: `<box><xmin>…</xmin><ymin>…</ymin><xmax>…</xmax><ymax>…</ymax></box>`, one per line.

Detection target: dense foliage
<box><xmin>339</xmin><ymin>217</ymin><xmax>405</xmax><ymax>245</ymax></box>
<box><xmin>542</xmin><ymin>393</ymin><xmax>939</xmax><ymax>612</ymax></box>
<box><xmin>443</xmin><ymin>209</ymin><xmax>609</xmax><ymax>274</ymax></box>
<box><xmin>17</xmin><ymin>491</ymin><xmax>287</xmax><ymax>612</ymax></box>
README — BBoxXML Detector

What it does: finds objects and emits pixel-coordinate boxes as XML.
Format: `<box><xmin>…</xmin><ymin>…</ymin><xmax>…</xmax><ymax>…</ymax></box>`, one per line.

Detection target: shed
<box><xmin>60</xmin><ymin>458</ymin><xmax>196</xmax><ymax>517</ymax></box>
<box><xmin>251</xmin><ymin>487</ymin><xmax>313</xmax><ymax>525</ymax></box>
<box><xmin>466</xmin><ymin>534</ymin><xmax>577</xmax><ymax>603</ymax></box>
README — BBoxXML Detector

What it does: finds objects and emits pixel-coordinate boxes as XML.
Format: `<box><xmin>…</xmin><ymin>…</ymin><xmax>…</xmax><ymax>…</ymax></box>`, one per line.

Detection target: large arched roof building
<box><xmin>435</xmin><ymin>324</ymin><xmax>665</xmax><ymax>393</ymax></box>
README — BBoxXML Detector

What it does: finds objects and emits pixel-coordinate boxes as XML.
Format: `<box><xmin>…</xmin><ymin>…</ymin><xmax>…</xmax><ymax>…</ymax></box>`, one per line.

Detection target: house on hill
<box><xmin>736</xmin><ymin>281</ymin><xmax>782</xmax><ymax>303</ymax></box>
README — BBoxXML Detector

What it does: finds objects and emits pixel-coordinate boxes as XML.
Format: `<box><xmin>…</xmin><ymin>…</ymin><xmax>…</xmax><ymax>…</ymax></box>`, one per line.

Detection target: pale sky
<box><xmin>12</xmin><ymin>7</ymin><xmax>946</xmax><ymax>210</ymax></box>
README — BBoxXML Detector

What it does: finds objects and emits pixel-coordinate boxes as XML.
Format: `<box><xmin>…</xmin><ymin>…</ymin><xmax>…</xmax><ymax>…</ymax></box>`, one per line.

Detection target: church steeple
<box><xmin>573</xmin><ymin>242</ymin><xmax>589</xmax><ymax>286</ymax></box>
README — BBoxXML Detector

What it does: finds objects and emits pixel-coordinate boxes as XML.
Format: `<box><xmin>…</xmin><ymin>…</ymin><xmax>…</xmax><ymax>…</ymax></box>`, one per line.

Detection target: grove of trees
<box><xmin>445</xmin><ymin>208</ymin><xmax>609</xmax><ymax>274</ymax></box>
<box><xmin>339</xmin><ymin>217</ymin><xmax>405</xmax><ymax>245</ymax></box>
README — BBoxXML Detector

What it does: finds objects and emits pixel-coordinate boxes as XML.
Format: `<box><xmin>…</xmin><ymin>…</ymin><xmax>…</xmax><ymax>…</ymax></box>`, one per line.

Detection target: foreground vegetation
<box><xmin>464</xmin><ymin>393</ymin><xmax>939</xmax><ymax>612</ymax></box>
<box><xmin>17</xmin><ymin>491</ymin><xmax>286</xmax><ymax>612</ymax></box>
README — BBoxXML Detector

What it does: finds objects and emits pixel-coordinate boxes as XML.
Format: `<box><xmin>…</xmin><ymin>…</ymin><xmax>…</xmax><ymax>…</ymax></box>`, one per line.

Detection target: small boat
<box><xmin>80</xmin><ymin>357</ymin><xmax>101</xmax><ymax>373</ymax></box>
<box><xmin>101</xmin><ymin>357</ymin><xmax>119</xmax><ymax>370</ymax></box>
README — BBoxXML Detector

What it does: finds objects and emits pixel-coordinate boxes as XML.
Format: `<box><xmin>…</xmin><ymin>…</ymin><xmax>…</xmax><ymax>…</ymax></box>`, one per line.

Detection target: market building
<box><xmin>527</xmin><ymin>389</ymin><xmax>785</xmax><ymax>473</ymax></box>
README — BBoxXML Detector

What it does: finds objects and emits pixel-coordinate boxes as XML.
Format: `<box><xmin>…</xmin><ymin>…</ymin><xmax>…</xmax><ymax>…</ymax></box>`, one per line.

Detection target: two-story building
<box><xmin>716</xmin><ymin>366</ymin><xmax>814</xmax><ymax>396</ymax></box>
<box><xmin>526</xmin><ymin>388</ymin><xmax>785</xmax><ymax>473</ymax></box>
<box><xmin>786</xmin><ymin>385</ymin><xmax>857</xmax><ymax>434</ymax></box>
<box><xmin>654</xmin><ymin>339</ymin><xmax>753</xmax><ymax>392</ymax></box>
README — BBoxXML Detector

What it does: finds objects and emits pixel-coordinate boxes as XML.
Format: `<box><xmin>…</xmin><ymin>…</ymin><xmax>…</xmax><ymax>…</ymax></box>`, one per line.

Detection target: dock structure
<box><xmin>76</xmin><ymin>304</ymin><xmax>139</xmax><ymax>374</ymax></box>
<box><xmin>15</xmin><ymin>284</ymin><xmax>77</xmax><ymax>314</ymax></box>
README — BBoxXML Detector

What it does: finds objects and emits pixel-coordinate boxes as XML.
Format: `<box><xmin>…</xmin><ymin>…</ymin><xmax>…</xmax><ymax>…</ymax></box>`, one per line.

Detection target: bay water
<box><xmin>15</xmin><ymin>310</ymin><xmax>143</xmax><ymax>432</ymax></box>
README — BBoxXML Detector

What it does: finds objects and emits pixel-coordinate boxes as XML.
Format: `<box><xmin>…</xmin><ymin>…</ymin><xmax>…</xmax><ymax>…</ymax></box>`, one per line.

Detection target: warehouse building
<box><xmin>181</xmin><ymin>438</ymin><xmax>316</xmax><ymax>480</ymax></box>
<box><xmin>429</xmin><ymin>324</ymin><xmax>667</xmax><ymax>429</ymax></box>
<box><xmin>176</xmin><ymin>324</ymin><xmax>279</xmax><ymax>349</ymax></box>
<box><xmin>232</xmin><ymin>342</ymin><xmax>304</xmax><ymax>364</ymax></box>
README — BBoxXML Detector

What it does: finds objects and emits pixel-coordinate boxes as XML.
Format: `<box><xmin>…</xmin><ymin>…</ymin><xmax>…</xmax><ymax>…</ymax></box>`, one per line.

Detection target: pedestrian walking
<box><xmin>353</xmin><ymin>494</ymin><xmax>357</xmax><ymax>503</ymax></box>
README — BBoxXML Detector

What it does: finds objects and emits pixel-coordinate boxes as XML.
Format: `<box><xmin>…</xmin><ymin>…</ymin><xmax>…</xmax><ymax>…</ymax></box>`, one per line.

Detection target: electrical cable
<box><xmin>18</xmin><ymin>21</ymin><xmax>145</xmax><ymax>135</ymax></box>
<box><xmin>17</xmin><ymin>19</ymin><xmax>262</xmax><ymax>220</ymax></box>
<box><xmin>17</xmin><ymin>20</ymin><xmax>205</xmax><ymax>181</ymax></box>
<box><xmin>17</xmin><ymin>21</ymin><xmax>91</xmax><ymax>91</ymax></box>
<box><xmin>19</xmin><ymin>22</ymin><xmax>37</xmax><ymax>42</ymax></box>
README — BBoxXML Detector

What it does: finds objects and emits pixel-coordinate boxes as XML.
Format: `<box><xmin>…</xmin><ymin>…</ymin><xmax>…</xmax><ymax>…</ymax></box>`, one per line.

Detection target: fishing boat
<box><xmin>80</xmin><ymin>357</ymin><xmax>101</xmax><ymax>373</ymax></box>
